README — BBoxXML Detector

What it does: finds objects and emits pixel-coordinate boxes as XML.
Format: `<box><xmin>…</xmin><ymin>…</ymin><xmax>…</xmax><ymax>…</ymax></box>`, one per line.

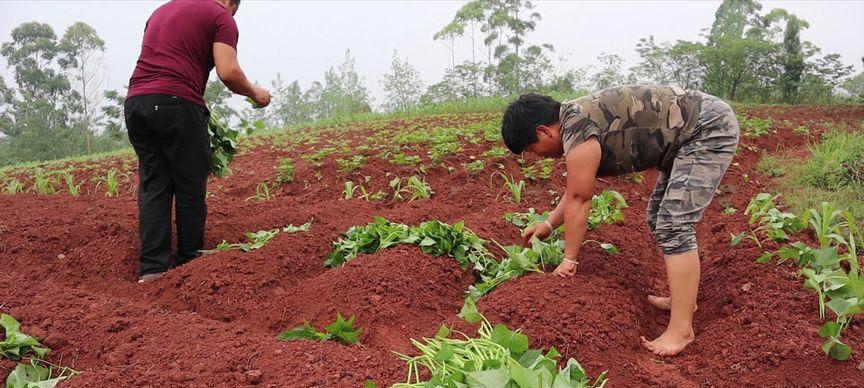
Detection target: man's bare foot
<box><xmin>640</xmin><ymin>328</ymin><xmax>695</xmax><ymax>356</ymax></box>
<box><xmin>647</xmin><ymin>295</ymin><xmax>697</xmax><ymax>312</ymax></box>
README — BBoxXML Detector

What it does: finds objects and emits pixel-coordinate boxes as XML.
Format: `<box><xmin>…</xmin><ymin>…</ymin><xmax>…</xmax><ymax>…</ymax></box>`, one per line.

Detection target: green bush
<box><xmin>803</xmin><ymin>130</ymin><xmax>864</xmax><ymax>189</ymax></box>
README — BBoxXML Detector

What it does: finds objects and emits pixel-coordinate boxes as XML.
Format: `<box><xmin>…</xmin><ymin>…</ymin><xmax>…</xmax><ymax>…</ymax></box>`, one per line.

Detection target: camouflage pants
<box><xmin>647</xmin><ymin>93</ymin><xmax>740</xmax><ymax>256</ymax></box>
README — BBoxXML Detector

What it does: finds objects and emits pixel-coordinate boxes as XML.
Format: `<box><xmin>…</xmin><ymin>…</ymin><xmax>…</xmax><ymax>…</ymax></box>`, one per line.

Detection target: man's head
<box><xmin>215</xmin><ymin>0</ymin><xmax>241</xmax><ymax>16</ymax></box>
<box><xmin>501</xmin><ymin>94</ymin><xmax>564</xmax><ymax>158</ymax></box>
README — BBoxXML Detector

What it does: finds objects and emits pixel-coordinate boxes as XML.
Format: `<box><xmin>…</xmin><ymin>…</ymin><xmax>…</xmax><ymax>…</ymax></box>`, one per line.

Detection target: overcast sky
<box><xmin>2</xmin><ymin>0</ymin><xmax>863</xmax><ymax>109</ymax></box>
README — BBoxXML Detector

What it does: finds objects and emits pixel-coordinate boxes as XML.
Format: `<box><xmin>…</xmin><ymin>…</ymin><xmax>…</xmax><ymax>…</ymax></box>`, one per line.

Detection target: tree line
<box><xmin>1</xmin><ymin>0</ymin><xmax>862</xmax><ymax>167</ymax></box>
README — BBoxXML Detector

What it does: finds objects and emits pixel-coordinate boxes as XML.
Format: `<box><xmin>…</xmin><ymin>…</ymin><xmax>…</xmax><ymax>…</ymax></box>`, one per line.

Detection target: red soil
<box><xmin>1</xmin><ymin>107</ymin><xmax>863</xmax><ymax>387</ymax></box>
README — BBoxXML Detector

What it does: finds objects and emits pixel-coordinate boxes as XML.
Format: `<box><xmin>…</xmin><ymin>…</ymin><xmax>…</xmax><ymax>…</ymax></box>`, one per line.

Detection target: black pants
<box><xmin>125</xmin><ymin>94</ymin><xmax>210</xmax><ymax>276</ymax></box>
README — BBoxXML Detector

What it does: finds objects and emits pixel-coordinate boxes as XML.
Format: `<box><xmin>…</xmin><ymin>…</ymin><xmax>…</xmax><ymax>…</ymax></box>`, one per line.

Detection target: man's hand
<box><xmin>520</xmin><ymin>222</ymin><xmax>553</xmax><ymax>247</ymax></box>
<box><xmin>250</xmin><ymin>86</ymin><xmax>272</xmax><ymax>107</ymax></box>
<box><xmin>553</xmin><ymin>260</ymin><xmax>577</xmax><ymax>277</ymax></box>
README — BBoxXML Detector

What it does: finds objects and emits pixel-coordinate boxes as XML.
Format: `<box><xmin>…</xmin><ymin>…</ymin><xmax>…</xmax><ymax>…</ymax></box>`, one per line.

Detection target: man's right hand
<box><xmin>250</xmin><ymin>87</ymin><xmax>272</xmax><ymax>107</ymax></box>
<box><xmin>520</xmin><ymin>222</ymin><xmax>553</xmax><ymax>247</ymax></box>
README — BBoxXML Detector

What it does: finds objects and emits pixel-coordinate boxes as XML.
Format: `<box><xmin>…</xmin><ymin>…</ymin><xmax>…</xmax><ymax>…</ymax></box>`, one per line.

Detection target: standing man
<box><xmin>125</xmin><ymin>0</ymin><xmax>271</xmax><ymax>283</ymax></box>
<box><xmin>504</xmin><ymin>86</ymin><xmax>739</xmax><ymax>356</ymax></box>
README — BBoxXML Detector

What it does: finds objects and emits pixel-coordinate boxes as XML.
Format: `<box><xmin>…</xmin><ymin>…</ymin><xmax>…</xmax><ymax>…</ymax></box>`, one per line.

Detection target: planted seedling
<box><xmin>32</xmin><ymin>168</ymin><xmax>57</xmax><ymax>195</ymax></box>
<box><xmin>389</xmin><ymin>177</ymin><xmax>404</xmax><ymax>201</ymax></box>
<box><xmin>3</xmin><ymin>178</ymin><xmax>25</xmax><ymax>194</ymax></box>
<box><xmin>494</xmin><ymin>172</ymin><xmax>525</xmax><ymax>204</ymax></box>
<box><xmin>282</xmin><ymin>220</ymin><xmax>313</xmax><ymax>233</ymax></box>
<box><xmin>739</xmin><ymin>115</ymin><xmax>774</xmax><ymax>138</ymax></box>
<box><xmin>202</xmin><ymin>228</ymin><xmax>280</xmax><ymax>254</ymax></box>
<box><xmin>483</xmin><ymin>146</ymin><xmax>509</xmax><ymax>159</ymax></box>
<box><xmin>342</xmin><ymin>181</ymin><xmax>359</xmax><ymax>200</ymax></box>
<box><xmin>57</xmin><ymin>171</ymin><xmax>81</xmax><ymax>197</ymax></box>
<box><xmin>463</xmin><ymin>160</ymin><xmax>485</xmax><ymax>173</ymax></box>
<box><xmin>275</xmin><ymin>158</ymin><xmax>295</xmax><ymax>185</ymax></box>
<box><xmin>588</xmin><ymin>190</ymin><xmax>628</xmax><ymax>230</ymax></box>
<box><xmin>731</xmin><ymin>193</ymin><xmax>804</xmax><ymax>249</ymax></box>
<box><xmin>278</xmin><ymin>314</ymin><xmax>361</xmax><ymax>345</ymax></box>
<box><xmin>754</xmin><ymin>203</ymin><xmax>863</xmax><ymax>361</ymax></box>
<box><xmin>522</xmin><ymin>159</ymin><xmax>554</xmax><ymax>181</ymax></box>
<box><xmin>245</xmin><ymin>182</ymin><xmax>273</xmax><ymax>201</ymax></box>
<box><xmin>391</xmin><ymin>152</ymin><xmax>422</xmax><ymax>166</ymax></box>
<box><xmin>95</xmin><ymin>169</ymin><xmax>122</xmax><ymax>197</ymax></box>
<box><xmin>336</xmin><ymin>155</ymin><xmax>367</xmax><ymax>173</ymax></box>
<box><xmin>302</xmin><ymin>147</ymin><xmax>337</xmax><ymax>168</ymax></box>
<box><xmin>404</xmin><ymin>176</ymin><xmax>433</xmax><ymax>202</ymax></box>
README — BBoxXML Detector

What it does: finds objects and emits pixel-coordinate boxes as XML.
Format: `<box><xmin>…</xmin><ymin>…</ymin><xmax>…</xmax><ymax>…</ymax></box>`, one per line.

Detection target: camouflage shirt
<box><xmin>560</xmin><ymin>85</ymin><xmax>703</xmax><ymax>177</ymax></box>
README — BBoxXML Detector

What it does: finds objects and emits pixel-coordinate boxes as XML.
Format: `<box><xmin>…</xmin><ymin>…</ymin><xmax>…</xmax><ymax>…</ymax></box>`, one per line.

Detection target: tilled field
<box><xmin>1</xmin><ymin>107</ymin><xmax>863</xmax><ymax>387</ymax></box>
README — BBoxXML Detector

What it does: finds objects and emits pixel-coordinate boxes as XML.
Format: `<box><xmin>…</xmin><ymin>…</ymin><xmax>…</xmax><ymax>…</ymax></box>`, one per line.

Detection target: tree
<box><xmin>707</xmin><ymin>0</ymin><xmax>762</xmax><ymax>44</ymax></box>
<box><xmin>631</xmin><ymin>37</ymin><xmax>704</xmax><ymax>90</ymax></box>
<box><xmin>758</xmin><ymin>9</ymin><xmax>809</xmax><ymax>103</ymax></box>
<box><xmin>0</xmin><ymin>22</ymin><xmax>80</xmax><ymax>166</ymax></box>
<box><xmin>59</xmin><ymin>22</ymin><xmax>106</xmax><ymax>154</ymax></box>
<box><xmin>799</xmin><ymin>52</ymin><xmax>854</xmax><ymax>103</ymax></box>
<box><xmin>590</xmin><ymin>53</ymin><xmax>626</xmax><ymax>90</ymax></box>
<box><xmin>543</xmin><ymin>66</ymin><xmax>589</xmax><ymax>94</ymax></box>
<box><xmin>842</xmin><ymin>57</ymin><xmax>864</xmax><ymax>102</ymax></box>
<box><xmin>434</xmin><ymin>0</ymin><xmax>554</xmax><ymax>96</ymax></box>
<box><xmin>204</xmin><ymin>79</ymin><xmax>237</xmax><ymax>119</ymax></box>
<box><xmin>316</xmin><ymin>50</ymin><xmax>372</xmax><ymax>119</ymax></box>
<box><xmin>270</xmin><ymin>74</ymin><xmax>312</xmax><ymax>127</ymax></box>
<box><xmin>101</xmin><ymin>88</ymin><xmax>126</xmax><ymax>141</ymax></box>
<box><xmin>380</xmin><ymin>51</ymin><xmax>424</xmax><ymax>111</ymax></box>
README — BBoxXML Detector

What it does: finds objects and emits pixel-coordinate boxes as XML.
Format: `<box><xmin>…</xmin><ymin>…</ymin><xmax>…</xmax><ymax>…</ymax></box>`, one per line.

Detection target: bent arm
<box><xmin>562</xmin><ymin>137</ymin><xmax>601</xmax><ymax>260</ymax></box>
<box><xmin>213</xmin><ymin>42</ymin><xmax>257</xmax><ymax>97</ymax></box>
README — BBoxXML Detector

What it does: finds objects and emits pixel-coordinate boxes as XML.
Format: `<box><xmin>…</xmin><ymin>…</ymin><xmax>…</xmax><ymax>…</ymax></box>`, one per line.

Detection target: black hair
<box><xmin>501</xmin><ymin>94</ymin><xmax>561</xmax><ymax>154</ymax></box>
<box><xmin>229</xmin><ymin>0</ymin><xmax>241</xmax><ymax>5</ymax></box>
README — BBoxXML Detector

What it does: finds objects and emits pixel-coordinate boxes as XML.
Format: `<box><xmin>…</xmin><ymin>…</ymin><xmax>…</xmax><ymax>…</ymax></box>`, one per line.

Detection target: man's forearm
<box><xmin>563</xmin><ymin>196</ymin><xmax>591</xmax><ymax>259</ymax></box>
<box><xmin>221</xmin><ymin>67</ymin><xmax>257</xmax><ymax>97</ymax></box>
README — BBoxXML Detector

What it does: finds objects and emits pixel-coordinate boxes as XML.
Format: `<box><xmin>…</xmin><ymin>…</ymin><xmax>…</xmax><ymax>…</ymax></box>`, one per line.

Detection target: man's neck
<box><xmin>212</xmin><ymin>0</ymin><xmax>228</xmax><ymax>10</ymax></box>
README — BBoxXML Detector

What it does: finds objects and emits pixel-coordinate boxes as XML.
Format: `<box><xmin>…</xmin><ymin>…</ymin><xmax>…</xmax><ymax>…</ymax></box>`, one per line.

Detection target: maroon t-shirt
<box><xmin>127</xmin><ymin>0</ymin><xmax>239</xmax><ymax>107</ymax></box>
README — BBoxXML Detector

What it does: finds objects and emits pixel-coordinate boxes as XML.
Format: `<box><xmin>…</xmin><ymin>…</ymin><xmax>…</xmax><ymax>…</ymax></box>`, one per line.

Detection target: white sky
<box><xmin>2</xmin><ymin>0</ymin><xmax>863</xmax><ymax>109</ymax></box>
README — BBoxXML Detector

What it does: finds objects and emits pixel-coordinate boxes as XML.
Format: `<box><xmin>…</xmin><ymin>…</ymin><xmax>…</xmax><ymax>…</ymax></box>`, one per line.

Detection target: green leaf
<box><xmin>818</xmin><ymin>321</ymin><xmax>840</xmax><ymax>338</ymax></box>
<box><xmin>435</xmin><ymin>325</ymin><xmax>451</xmax><ymax>339</ymax></box>
<box><xmin>1</xmin><ymin>314</ymin><xmax>47</xmax><ymax>361</ymax></box>
<box><xmin>599</xmin><ymin>243</ymin><xmax>618</xmax><ymax>255</ymax></box>
<box><xmin>508</xmin><ymin>358</ymin><xmax>540</xmax><ymax>388</ymax></box>
<box><xmin>551</xmin><ymin>359</ymin><xmax>594</xmax><ymax>388</ymax></box>
<box><xmin>245</xmin><ymin>96</ymin><xmax>262</xmax><ymax>109</ymax></box>
<box><xmin>826</xmin><ymin>297</ymin><xmax>853</xmax><ymax>317</ymax></box>
<box><xmin>730</xmin><ymin>232</ymin><xmax>746</xmax><ymax>246</ymax></box>
<box><xmin>465</xmin><ymin>368</ymin><xmax>511</xmax><ymax>387</ymax></box>
<box><xmin>277</xmin><ymin>322</ymin><xmax>325</xmax><ymax>342</ymax></box>
<box><xmin>325</xmin><ymin>314</ymin><xmax>361</xmax><ymax>344</ymax></box>
<box><xmin>829</xmin><ymin>342</ymin><xmax>852</xmax><ymax>361</ymax></box>
<box><xmin>282</xmin><ymin>220</ymin><xmax>312</xmax><ymax>233</ymax></box>
<box><xmin>434</xmin><ymin>344</ymin><xmax>455</xmax><ymax>362</ymax></box>
<box><xmin>363</xmin><ymin>380</ymin><xmax>378</xmax><ymax>388</ymax></box>
<box><xmin>6</xmin><ymin>362</ymin><xmax>64</xmax><ymax>388</ymax></box>
<box><xmin>491</xmin><ymin>324</ymin><xmax>529</xmax><ymax>356</ymax></box>
<box><xmin>756</xmin><ymin>252</ymin><xmax>774</xmax><ymax>264</ymax></box>
<box><xmin>459</xmin><ymin>297</ymin><xmax>483</xmax><ymax>324</ymax></box>
<box><xmin>419</xmin><ymin>237</ymin><xmax>437</xmax><ymax>247</ymax></box>
<box><xmin>812</xmin><ymin>247</ymin><xmax>841</xmax><ymax>268</ymax></box>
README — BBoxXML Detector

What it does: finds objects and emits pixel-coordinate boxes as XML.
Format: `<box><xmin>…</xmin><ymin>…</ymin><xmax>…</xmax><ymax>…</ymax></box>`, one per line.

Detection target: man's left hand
<box><xmin>553</xmin><ymin>261</ymin><xmax>577</xmax><ymax>277</ymax></box>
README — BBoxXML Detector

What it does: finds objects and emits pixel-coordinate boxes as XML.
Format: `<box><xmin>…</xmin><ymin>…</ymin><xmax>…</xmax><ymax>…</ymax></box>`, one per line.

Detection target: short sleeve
<box><xmin>560</xmin><ymin>102</ymin><xmax>600</xmax><ymax>156</ymax></box>
<box><xmin>214</xmin><ymin>11</ymin><xmax>239</xmax><ymax>49</ymax></box>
